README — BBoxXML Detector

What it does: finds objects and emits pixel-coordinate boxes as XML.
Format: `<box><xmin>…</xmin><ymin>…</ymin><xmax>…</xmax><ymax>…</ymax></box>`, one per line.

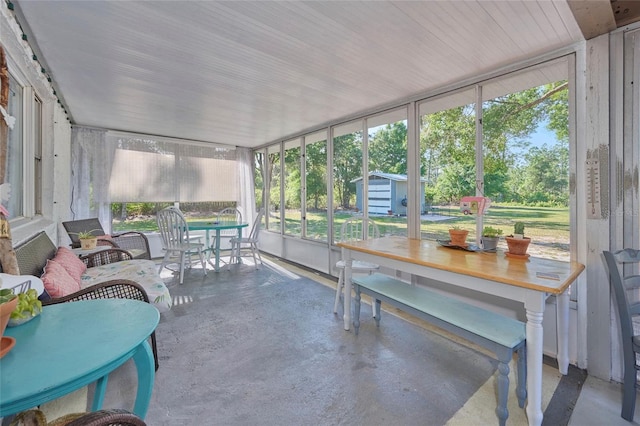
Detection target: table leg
<box><xmin>556</xmin><ymin>291</ymin><xmax>570</xmax><ymax>375</ymax></box>
<box><xmin>525</xmin><ymin>295</ymin><xmax>546</xmax><ymax>426</ymax></box>
<box><xmin>342</xmin><ymin>247</ymin><xmax>352</xmax><ymax>331</ymax></box>
<box><xmin>132</xmin><ymin>340</ymin><xmax>155</xmax><ymax>419</ymax></box>
<box><xmin>91</xmin><ymin>375</ymin><xmax>109</xmax><ymax>411</ymax></box>
<box><xmin>215</xmin><ymin>230</ymin><xmax>221</xmax><ymax>271</ymax></box>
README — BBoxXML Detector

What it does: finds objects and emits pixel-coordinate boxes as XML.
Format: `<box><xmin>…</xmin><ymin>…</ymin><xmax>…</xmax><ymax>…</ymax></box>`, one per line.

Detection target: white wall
<box><xmin>1</xmin><ymin>5</ymin><xmax>72</xmax><ymax>247</ymax></box>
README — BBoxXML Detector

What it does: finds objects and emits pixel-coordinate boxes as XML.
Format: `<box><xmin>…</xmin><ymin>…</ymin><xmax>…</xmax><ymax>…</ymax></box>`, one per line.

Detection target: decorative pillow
<box><xmin>54</xmin><ymin>246</ymin><xmax>87</xmax><ymax>284</ymax></box>
<box><xmin>41</xmin><ymin>259</ymin><xmax>81</xmax><ymax>298</ymax></box>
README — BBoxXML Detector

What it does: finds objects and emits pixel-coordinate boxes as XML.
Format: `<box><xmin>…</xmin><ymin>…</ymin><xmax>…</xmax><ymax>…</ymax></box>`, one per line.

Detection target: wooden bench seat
<box><xmin>352</xmin><ymin>273</ymin><xmax>527</xmax><ymax>426</ymax></box>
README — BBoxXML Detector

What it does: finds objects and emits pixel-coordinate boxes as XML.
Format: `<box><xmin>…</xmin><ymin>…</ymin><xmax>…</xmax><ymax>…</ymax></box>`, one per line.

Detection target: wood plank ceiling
<box><xmin>13</xmin><ymin>1</ymin><xmax>589</xmax><ymax>148</ymax></box>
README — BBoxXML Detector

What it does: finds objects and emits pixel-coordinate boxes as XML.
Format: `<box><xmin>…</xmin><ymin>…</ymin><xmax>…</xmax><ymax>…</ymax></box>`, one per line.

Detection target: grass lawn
<box><xmin>113</xmin><ymin>203</ymin><xmax>570</xmax><ymax>259</ymax></box>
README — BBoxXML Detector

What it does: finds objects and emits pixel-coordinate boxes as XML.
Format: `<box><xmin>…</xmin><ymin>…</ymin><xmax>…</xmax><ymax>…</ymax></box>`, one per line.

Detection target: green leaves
<box><xmin>0</xmin><ymin>288</ymin><xmax>16</xmax><ymax>304</ymax></box>
<box><xmin>10</xmin><ymin>289</ymin><xmax>42</xmax><ymax>319</ymax></box>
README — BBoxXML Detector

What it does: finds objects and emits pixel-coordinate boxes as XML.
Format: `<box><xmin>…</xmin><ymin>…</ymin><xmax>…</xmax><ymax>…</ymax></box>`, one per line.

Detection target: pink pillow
<box><xmin>41</xmin><ymin>259</ymin><xmax>82</xmax><ymax>298</ymax></box>
<box><xmin>54</xmin><ymin>246</ymin><xmax>87</xmax><ymax>284</ymax></box>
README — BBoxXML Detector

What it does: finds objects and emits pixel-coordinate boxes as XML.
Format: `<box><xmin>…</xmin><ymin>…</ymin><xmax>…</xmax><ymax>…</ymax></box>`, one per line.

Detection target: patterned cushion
<box><xmin>41</xmin><ymin>259</ymin><xmax>82</xmax><ymax>298</ymax></box>
<box><xmin>80</xmin><ymin>259</ymin><xmax>172</xmax><ymax>314</ymax></box>
<box><xmin>53</xmin><ymin>247</ymin><xmax>87</xmax><ymax>284</ymax></box>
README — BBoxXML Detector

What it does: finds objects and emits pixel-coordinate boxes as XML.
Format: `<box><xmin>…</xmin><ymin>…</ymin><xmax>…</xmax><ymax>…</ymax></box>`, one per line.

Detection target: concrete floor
<box><xmin>133</xmin><ymin>254</ymin><xmax>637</xmax><ymax>425</ymax></box>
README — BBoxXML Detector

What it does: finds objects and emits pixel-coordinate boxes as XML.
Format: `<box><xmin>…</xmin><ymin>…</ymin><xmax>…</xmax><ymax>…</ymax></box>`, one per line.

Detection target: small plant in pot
<box><xmin>481</xmin><ymin>226</ymin><xmax>502</xmax><ymax>252</ymax></box>
<box><xmin>448</xmin><ymin>226</ymin><xmax>469</xmax><ymax>247</ymax></box>
<box><xmin>0</xmin><ymin>288</ymin><xmax>18</xmax><ymax>339</ymax></box>
<box><xmin>505</xmin><ymin>222</ymin><xmax>531</xmax><ymax>258</ymax></box>
<box><xmin>74</xmin><ymin>229</ymin><xmax>101</xmax><ymax>250</ymax></box>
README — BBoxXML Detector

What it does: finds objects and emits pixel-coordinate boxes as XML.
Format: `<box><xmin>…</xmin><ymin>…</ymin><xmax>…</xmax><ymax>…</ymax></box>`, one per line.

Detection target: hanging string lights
<box><xmin>3</xmin><ymin>0</ymin><xmax>70</xmax><ymax>121</ymax></box>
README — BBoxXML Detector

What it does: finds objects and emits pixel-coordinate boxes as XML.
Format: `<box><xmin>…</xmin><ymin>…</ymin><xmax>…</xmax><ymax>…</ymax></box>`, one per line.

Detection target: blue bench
<box><xmin>352</xmin><ymin>273</ymin><xmax>527</xmax><ymax>426</ymax></box>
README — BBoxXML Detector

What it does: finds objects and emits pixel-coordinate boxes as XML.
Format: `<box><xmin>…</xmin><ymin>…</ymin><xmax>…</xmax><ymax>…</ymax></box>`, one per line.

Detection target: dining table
<box><xmin>337</xmin><ymin>235</ymin><xmax>585</xmax><ymax>426</ymax></box>
<box><xmin>188</xmin><ymin>220</ymin><xmax>248</xmax><ymax>271</ymax></box>
<box><xmin>0</xmin><ymin>299</ymin><xmax>159</xmax><ymax>419</ymax></box>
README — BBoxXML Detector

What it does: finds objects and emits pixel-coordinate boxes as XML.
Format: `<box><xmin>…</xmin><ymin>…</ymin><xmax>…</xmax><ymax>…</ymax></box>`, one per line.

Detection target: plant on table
<box><xmin>448</xmin><ymin>225</ymin><xmax>469</xmax><ymax>247</ymax></box>
<box><xmin>505</xmin><ymin>222</ymin><xmax>531</xmax><ymax>257</ymax></box>
<box><xmin>0</xmin><ymin>288</ymin><xmax>18</xmax><ymax>338</ymax></box>
<box><xmin>481</xmin><ymin>226</ymin><xmax>502</xmax><ymax>251</ymax></box>
<box><xmin>72</xmin><ymin>229</ymin><xmax>101</xmax><ymax>250</ymax></box>
<box><xmin>8</xmin><ymin>289</ymin><xmax>42</xmax><ymax>327</ymax></box>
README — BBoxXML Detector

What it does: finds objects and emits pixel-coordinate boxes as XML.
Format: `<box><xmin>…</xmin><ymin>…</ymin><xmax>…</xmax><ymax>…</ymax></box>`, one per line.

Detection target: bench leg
<box><xmin>495</xmin><ymin>349</ymin><xmax>511</xmax><ymax>426</ymax></box>
<box><xmin>374</xmin><ymin>299</ymin><xmax>381</xmax><ymax>327</ymax></box>
<box><xmin>516</xmin><ymin>344</ymin><xmax>527</xmax><ymax>408</ymax></box>
<box><xmin>354</xmin><ymin>285</ymin><xmax>361</xmax><ymax>335</ymax></box>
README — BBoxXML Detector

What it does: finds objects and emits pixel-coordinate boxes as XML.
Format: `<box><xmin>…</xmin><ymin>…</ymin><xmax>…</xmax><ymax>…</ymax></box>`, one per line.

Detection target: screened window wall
<box><xmin>257</xmin><ymin>56</ymin><xmax>572</xmax><ymax>263</ymax></box>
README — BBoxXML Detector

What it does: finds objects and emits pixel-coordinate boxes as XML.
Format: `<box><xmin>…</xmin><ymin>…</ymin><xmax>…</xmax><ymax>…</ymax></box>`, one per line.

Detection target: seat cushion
<box><xmin>80</xmin><ymin>259</ymin><xmax>172</xmax><ymax>313</ymax></box>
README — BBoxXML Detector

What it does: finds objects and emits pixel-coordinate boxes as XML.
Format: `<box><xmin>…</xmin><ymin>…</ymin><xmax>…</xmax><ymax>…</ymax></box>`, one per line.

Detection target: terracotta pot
<box><xmin>505</xmin><ymin>236</ymin><xmax>531</xmax><ymax>256</ymax></box>
<box><xmin>448</xmin><ymin>229</ymin><xmax>469</xmax><ymax>247</ymax></box>
<box><xmin>0</xmin><ymin>296</ymin><xmax>18</xmax><ymax>338</ymax></box>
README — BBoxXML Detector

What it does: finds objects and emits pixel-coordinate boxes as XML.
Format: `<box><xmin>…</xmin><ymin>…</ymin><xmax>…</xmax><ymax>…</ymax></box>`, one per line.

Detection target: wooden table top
<box><xmin>338</xmin><ymin>236</ymin><xmax>585</xmax><ymax>294</ymax></box>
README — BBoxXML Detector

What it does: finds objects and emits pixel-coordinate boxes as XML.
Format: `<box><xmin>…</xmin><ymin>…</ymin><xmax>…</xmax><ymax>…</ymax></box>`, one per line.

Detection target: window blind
<box><xmin>108</xmin><ymin>136</ymin><xmax>237</xmax><ymax>202</ymax></box>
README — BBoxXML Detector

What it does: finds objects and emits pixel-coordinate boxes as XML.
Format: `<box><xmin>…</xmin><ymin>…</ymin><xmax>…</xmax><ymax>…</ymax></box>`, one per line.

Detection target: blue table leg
<box><xmin>91</xmin><ymin>375</ymin><xmax>109</xmax><ymax>411</ymax></box>
<box><xmin>131</xmin><ymin>341</ymin><xmax>155</xmax><ymax>419</ymax></box>
<box><xmin>205</xmin><ymin>230</ymin><xmax>212</xmax><ymax>262</ymax></box>
<box><xmin>215</xmin><ymin>230</ymin><xmax>222</xmax><ymax>271</ymax></box>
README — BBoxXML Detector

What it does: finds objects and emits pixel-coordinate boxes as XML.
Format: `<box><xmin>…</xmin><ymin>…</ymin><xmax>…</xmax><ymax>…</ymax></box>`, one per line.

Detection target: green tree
<box><xmin>333</xmin><ymin>133</ymin><xmax>362</xmax><ymax>209</ymax></box>
<box><xmin>305</xmin><ymin>141</ymin><xmax>327</xmax><ymax>211</ymax></box>
<box><xmin>369</xmin><ymin>122</ymin><xmax>407</xmax><ymax>174</ymax></box>
<box><xmin>284</xmin><ymin>146</ymin><xmax>301</xmax><ymax>209</ymax></box>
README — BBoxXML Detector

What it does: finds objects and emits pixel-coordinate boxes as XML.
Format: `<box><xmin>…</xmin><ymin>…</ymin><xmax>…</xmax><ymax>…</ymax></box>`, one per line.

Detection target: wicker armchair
<box><xmin>62</xmin><ymin>218</ymin><xmax>151</xmax><ymax>260</ymax></box>
<box><xmin>10</xmin><ymin>408</ymin><xmax>147</xmax><ymax>426</ymax></box>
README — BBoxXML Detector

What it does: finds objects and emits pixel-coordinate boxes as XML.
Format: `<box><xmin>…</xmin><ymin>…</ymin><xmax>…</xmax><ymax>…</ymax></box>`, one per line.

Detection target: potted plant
<box><xmin>448</xmin><ymin>226</ymin><xmax>469</xmax><ymax>247</ymax></box>
<box><xmin>481</xmin><ymin>226</ymin><xmax>502</xmax><ymax>251</ymax></box>
<box><xmin>505</xmin><ymin>222</ymin><xmax>531</xmax><ymax>258</ymax></box>
<box><xmin>74</xmin><ymin>229</ymin><xmax>101</xmax><ymax>250</ymax></box>
<box><xmin>0</xmin><ymin>288</ymin><xmax>18</xmax><ymax>344</ymax></box>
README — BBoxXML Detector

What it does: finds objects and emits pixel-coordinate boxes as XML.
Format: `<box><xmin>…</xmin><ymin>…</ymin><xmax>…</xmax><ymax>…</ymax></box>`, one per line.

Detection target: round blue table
<box><xmin>188</xmin><ymin>221</ymin><xmax>248</xmax><ymax>271</ymax></box>
<box><xmin>0</xmin><ymin>299</ymin><xmax>159</xmax><ymax>419</ymax></box>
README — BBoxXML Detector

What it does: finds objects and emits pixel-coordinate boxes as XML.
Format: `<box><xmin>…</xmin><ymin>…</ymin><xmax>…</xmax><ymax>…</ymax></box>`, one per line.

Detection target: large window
<box><xmin>418</xmin><ymin>59</ymin><xmax>570</xmax><ymax>261</ymax></box>
<box><xmin>283</xmin><ymin>138</ymin><xmax>301</xmax><ymax>237</ymax></box>
<box><xmin>332</xmin><ymin>120</ymin><xmax>363</xmax><ymax>244</ymax></box>
<box><xmin>304</xmin><ymin>130</ymin><xmax>328</xmax><ymax>241</ymax></box>
<box><xmin>5</xmin><ymin>73</ymin><xmax>23</xmax><ymax>218</ymax></box>
<box><xmin>367</xmin><ymin>108</ymin><xmax>408</xmax><ymax>237</ymax></box>
<box><xmin>5</xmin><ymin>74</ymin><xmax>42</xmax><ymax>219</ymax></box>
<box><xmin>419</xmin><ymin>89</ymin><xmax>477</xmax><ymax>241</ymax></box>
<box><xmin>267</xmin><ymin>144</ymin><xmax>281</xmax><ymax>232</ymax></box>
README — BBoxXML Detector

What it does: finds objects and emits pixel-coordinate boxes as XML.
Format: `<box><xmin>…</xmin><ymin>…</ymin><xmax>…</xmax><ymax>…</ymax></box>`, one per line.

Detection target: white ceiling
<box><xmin>14</xmin><ymin>1</ymin><xmax>589</xmax><ymax>149</ymax></box>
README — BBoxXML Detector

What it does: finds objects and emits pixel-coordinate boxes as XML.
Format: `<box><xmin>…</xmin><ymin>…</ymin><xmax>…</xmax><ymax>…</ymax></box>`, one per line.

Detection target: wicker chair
<box><xmin>62</xmin><ymin>218</ymin><xmax>151</xmax><ymax>260</ymax></box>
<box><xmin>9</xmin><ymin>408</ymin><xmax>147</xmax><ymax>426</ymax></box>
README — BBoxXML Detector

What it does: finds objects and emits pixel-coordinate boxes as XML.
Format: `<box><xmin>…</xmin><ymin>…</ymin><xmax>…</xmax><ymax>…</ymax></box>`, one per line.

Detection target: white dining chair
<box><xmin>216</xmin><ymin>207</ymin><xmax>243</xmax><ymax>264</ymax></box>
<box><xmin>229</xmin><ymin>209</ymin><xmax>264</xmax><ymax>267</ymax></box>
<box><xmin>333</xmin><ymin>216</ymin><xmax>380</xmax><ymax>314</ymax></box>
<box><xmin>156</xmin><ymin>206</ymin><xmax>207</xmax><ymax>284</ymax></box>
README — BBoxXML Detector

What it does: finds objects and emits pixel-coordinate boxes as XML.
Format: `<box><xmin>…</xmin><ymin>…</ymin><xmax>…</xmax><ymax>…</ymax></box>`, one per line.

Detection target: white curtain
<box><xmin>71</xmin><ymin>127</ymin><xmax>113</xmax><ymax>231</ymax></box>
<box><xmin>236</xmin><ymin>147</ymin><xmax>256</xmax><ymax>237</ymax></box>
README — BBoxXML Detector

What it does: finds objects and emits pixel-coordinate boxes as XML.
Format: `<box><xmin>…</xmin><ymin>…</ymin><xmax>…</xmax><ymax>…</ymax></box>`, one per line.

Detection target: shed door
<box><xmin>368</xmin><ymin>180</ymin><xmax>391</xmax><ymax>214</ymax></box>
